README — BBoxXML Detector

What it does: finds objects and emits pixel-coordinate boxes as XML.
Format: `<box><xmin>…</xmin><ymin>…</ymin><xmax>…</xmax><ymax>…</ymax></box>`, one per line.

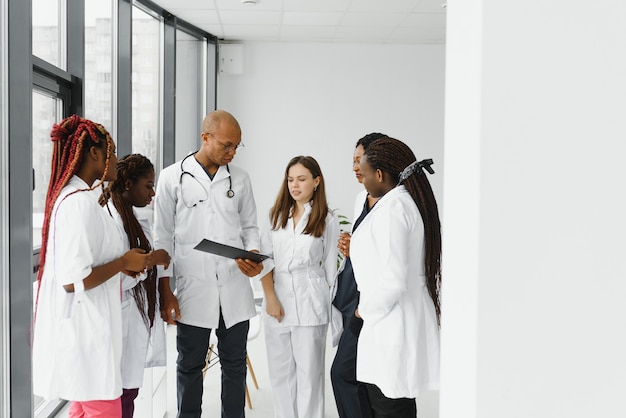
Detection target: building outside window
<box><xmin>132</xmin><ymin>5</ymin><xmax>162</xmax><ymax>170</ymax></box>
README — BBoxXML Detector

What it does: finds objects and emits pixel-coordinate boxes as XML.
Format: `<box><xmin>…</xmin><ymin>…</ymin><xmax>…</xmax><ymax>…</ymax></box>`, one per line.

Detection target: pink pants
<box><xmin>68</xmin><ymin>398</ymin><xmax>122</xmax><ymax>418</ymax></box>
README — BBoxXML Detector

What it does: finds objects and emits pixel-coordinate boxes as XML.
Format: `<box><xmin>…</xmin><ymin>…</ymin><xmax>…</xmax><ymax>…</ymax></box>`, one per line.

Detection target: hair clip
<box><xmin>398</xmin><ymin>158</ymin><xmax>434</xmax><ymax>183</ymax></box>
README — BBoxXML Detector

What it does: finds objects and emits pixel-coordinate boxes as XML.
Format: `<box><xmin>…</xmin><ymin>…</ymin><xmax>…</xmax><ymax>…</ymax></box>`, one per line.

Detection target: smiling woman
<box><xmin>350</xmin><ymin>137</ymin><xmax>441</xmax><ymax>417</ymax></box>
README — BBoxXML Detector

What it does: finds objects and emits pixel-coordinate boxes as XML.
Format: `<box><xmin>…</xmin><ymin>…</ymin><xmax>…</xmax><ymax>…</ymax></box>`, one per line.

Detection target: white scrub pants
<box><xmin>264</xmin><ymin>324</ymin><xmax>328</xmax><ymax>418</ymax></box>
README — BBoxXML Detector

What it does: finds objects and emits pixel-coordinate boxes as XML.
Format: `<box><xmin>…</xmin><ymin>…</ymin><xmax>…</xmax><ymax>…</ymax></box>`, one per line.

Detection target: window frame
<box><xmin>3</xmin><ymin>0</ymin><xmax>219</xmax><ymax>415</ymax></box>
<box><xmin>1</xmin><ymin>0</ymin><xmax>9</xmax><ymax>417</ymax></box>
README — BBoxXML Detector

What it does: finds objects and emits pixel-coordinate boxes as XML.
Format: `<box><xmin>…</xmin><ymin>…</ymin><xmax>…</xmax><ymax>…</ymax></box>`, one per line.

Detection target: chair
<box><xmin>202</xmin><ymin>305</ymin><xmax>262</xmax><ymax>409</ymax></box>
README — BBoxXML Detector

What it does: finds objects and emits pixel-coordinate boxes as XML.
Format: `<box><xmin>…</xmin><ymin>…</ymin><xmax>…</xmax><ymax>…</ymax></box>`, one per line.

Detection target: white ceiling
<box><xmin>150</xmin><ymin>0</ymin><xmax>447</xmax><ymax>44</ymax></box>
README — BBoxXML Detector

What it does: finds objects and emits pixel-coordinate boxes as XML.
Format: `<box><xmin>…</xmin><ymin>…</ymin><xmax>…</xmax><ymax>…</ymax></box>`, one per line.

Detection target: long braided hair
<box><xmin>38</xmin><ymin>115</ymin><xmax>114</xmax><ymax>285</ymax></box>
<box><xmin>99</xmin><ymin>154</ymin><xmax>157</xmax><ymax>329</ymax></box>
<box><xmin>364</xmin><ymin>137</ymin><xmax>442</xmax><ymax>323</ymax></box>
<box><xmin>270</xmin><ymin>156</ymin><xmax>329</xmax><ymax>237</ymax></box>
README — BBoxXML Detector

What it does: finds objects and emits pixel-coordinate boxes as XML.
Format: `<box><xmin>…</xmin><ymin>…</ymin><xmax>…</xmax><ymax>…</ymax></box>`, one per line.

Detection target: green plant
<box><xmin>334</xmin><ymin>209</ymin><xmax>352</xmax><ymax>269</ymax></box>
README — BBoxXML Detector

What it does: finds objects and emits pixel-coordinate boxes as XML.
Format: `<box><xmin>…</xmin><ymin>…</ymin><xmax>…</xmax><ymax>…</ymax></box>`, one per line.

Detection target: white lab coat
<box><xmin>330</xmin><ymin>189</ymin><xmax>368</xmax><ymax>346</ymax></box>
<box><xmin>106</xmin><ymin>202</ymin><xmax>167</xmax><ymax>389</ymax></box>
<box><xmin>259</xmin><ymin>203</ymin><xmax>339</xmax><ymax>327</ymax></box>
<box><xmin>154</xmin><ymin>157</ymin><xmax>258</xmax><ymax>329</ymax></box>
<box><xmin>259</xmin><ymin>203</ymin><xmax>339</xmax><ymax>418</ymax></box>
<box><xmin>33</xmin><ymin>176</ymin><xmax>124</xmax><ymax>401</ymax></box>
<box><xmin>351</xmin><ymin>186</ymin><xmax>440</xmax><ymax>399</ymax></box>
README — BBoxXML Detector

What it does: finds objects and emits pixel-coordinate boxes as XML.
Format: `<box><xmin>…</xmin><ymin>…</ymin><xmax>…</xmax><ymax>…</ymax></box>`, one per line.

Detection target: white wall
<box><xmin>217</xmin><ymin>42</ymin><xmax>445</xmax><ymax>225</ymax></box>
<box><xmin>442</xmin><ymin>1</ymin><xmax>626</xmax><ymax>417</ymax></box>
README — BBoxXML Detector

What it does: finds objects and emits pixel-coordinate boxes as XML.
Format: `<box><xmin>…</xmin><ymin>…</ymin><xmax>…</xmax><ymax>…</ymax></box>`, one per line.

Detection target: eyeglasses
<box><xmin>205</xmin><ymin>132</ymin><xmax>245</xmax><ymax>152</ymax></box>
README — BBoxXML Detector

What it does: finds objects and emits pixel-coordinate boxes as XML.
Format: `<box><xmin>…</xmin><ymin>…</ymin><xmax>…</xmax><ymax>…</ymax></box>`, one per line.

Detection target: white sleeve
<box><xmin>256</xmin><ymin>215</ymin><xmax>275</xmax><ymax>280</ymax></box>
<box><xmin>53</xmin><ymin>196</ymin><xmax>94</xmax><ymax>287</ymax></box>
<box><xmin>121</xmin><ymin>271</ymin><xmax>146</xmax><ymax>291</ymax></box>
<box><xmin>238</xmin><ymin>171</ymin><xmax>260</xmax><ymax>251</ymax></box>
<box><xmin>120</xmin><ymin>207</ymin><xmax>150</xmax><ymax>291</ymax></box>
<box><xmin>323</xmin><ymin>212</ymin><xmax>340</xmax><ymax>287</ymax></box>
<box><xmin>154</xmin><ymin>168</ymin><xmax>177</xmax><ymax>278</ymax></box>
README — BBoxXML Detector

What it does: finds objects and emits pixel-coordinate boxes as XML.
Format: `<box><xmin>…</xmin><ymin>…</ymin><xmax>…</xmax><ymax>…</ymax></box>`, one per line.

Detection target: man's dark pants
<box><xmin>176</xmin><ymin>311</ymin><xmax>249</xmax><ymax>418</ymax></box>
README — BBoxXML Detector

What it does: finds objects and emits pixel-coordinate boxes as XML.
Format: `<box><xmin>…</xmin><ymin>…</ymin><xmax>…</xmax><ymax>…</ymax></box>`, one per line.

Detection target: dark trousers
<box><xmin>364</xmin><ymin>383</ymin><xmax>416</xmax><ymax>418</ymax></box>
<box><xmin>176</xmin><ymin>312</ymin><xmax>249</xmax><ymax>418</ymax></box>
<box><xmin>121</xmin><ymin>388</ymin><xmax>139</xmax><ymax>418</ymax></box>
<box><xmin>330</xmin><ymin>314</ymin><xmax>372</xmax><ymax>418</ymax></box>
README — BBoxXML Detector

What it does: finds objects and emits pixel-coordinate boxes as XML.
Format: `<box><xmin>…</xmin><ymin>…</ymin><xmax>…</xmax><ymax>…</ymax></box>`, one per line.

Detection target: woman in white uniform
<box><xmin>259</xmin><ymin>156</ymin><xmax>339</xmax><ymax>418</ymax></box>
<box><xmin>32</xmin><ymin>115</ymin><xmax>151</xmax><ymax>418</ymax></box>
<box><xmin>350</xmin><ymin>137</ymin><xmax>442</xmax><ymax>418</ymax></box>
<box><xmin>331</xmin><ymin>132</ymin><xmax>387</xmax><ymax>418</ymax></box>
<box><xmin>99</xmin><ymin>154</ymin><xmax>171</xmax><ymax>417</ymax></box>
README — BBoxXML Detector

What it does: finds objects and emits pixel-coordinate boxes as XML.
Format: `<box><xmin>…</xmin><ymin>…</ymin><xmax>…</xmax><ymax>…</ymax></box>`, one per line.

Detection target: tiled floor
<box><xmin>58</xmin><ymin>317</ymin><xmax>439</xmax><ymax>418</ymax></box>
<box><xmin>165</xmin><ymin>321</ymin><xmax>440</xmax><ymax>418</ymax></box>
<box><xmin>165</xmin><ymin>321</ymin><xmax>343</xmax><ymax>418</ymax></box>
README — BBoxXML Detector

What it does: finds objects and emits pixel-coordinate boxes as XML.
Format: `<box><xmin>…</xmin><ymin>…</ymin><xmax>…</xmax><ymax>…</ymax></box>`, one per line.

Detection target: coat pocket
<box><xmin>58</xmin><ymin>292</ymin><xmax>110</xmax><ymax>354</ymax></box>
<box><xmin>306</xmin><ymin>270</ymin><xmax>330</xmax><ymax>320</ymax></box>
<box><xmin>56</xmin><ymin>291</ymin><xmax>116</xmax><ymax>396</ymax></box>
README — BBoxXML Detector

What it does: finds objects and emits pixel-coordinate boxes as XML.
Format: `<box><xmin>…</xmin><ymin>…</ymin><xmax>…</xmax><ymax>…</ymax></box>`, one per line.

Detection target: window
<box><xmin>1</xmin><ymin>2</ymin><xmax>9</xmax><ymax>416</ymax></box>
<box><xmin>85</xmin><ymin>0</ymin><xmax>114</xmax><ymax>134</ymax></box>
<box><xmin>132</xmin><ymin>5</ymin><xmax>161</xmax><ymax>169</ymax></box>
<box><xmin>32</xmin><ymin>82</ymin><xmax>68</xmax><ymax>418</ymax></box>
<box><xmin>31</xmin><ymin>7</ymin><xmax>72</xmax><ymax>415</ymax></box>
<box><xmin>175</xmin><ymin>29</ymin><xmax>205</xmax><ymax>160</ymax></box>
<box><xmin>4</xmin><ymin>1</ymin><xmax>218</xmax><ymax>415</ymax></box>
<box><xmin>31</xmin><ymin>91</ymin><xmax>63</xmax><ymax>250</ymax></box>
<box><xmin>32</xmin><ymin>0</ymin><xmax>66</xmax><ymax>70</ymax></box>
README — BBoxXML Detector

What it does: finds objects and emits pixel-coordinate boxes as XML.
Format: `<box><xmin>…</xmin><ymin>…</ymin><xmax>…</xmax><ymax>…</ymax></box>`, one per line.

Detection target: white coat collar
<box><xmin>369</xmin><ymin>185</ymin><xmax>406</xmax><ymax>213</ymax></box>
<box><xmin>289</xmin><ymin>201</ymin><xmax>313</xmax><ymax>232</ymax></box>
<box><xmin>66</xmin><ymin>175</ymin><xmax>102</xmax><ymax>201</ymax></box>
<box><xmin>182</xmin><ymin>154</ymin><xmax>231</xmax><ymax>182</ymax></box>
<box><xmin>290</xmin><ymin>200</ymin><xmax>313</xmax><ymax>217</ymax></box>
<box><xmin>68</xmin><ymin>174</ymin><xmax>90</xmax><ymax>189</ymax></box>
<box><xmin>213</xmin><ymin>164</ymin><xmax>231</xmax><ymax>182</ymax></box>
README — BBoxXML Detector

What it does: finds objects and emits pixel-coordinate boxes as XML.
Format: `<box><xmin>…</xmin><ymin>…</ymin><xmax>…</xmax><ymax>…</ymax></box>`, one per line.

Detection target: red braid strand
<box><xmin>37</xmin><ymin>115</ymin><xmax>114</xmax><ymax>286</ymax></box>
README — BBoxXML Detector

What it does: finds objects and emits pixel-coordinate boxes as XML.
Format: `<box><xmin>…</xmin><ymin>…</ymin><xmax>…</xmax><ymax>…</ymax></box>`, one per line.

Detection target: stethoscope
<box><xmin>179</xmin><ymin>152</ymin><xmax>234</xmax><ymax>208</ymax></box>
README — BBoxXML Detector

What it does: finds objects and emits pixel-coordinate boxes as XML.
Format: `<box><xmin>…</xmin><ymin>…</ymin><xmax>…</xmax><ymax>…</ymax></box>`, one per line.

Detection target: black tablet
<box><xmin>194</xmin><ymin>239</ymin><xmax>269</xmax><ymax>263</ymax></box>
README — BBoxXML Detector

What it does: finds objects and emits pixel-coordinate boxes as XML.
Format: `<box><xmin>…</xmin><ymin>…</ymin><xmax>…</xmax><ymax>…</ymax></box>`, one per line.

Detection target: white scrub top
<box><xmin>106</xmin><ymin>202</ymin><xmax>167</xmax><ymax>389</ymax></box>
<box><xmin>351</xmin><ymin>185</ymin><xmax>440</xmax><ymax>399</ymax></box>
<box><xmin>259</xmin><ymin>203</ymin><xmax>339</xmax><ymax>327</ymax></box>
<box><xmin>154</xmin><ymin>157</ymin><xmax>259</xmax><ymax>329</ymax></box>
<box><xmin>33</xmin><ymin>176</ymin><xmax>125</xmax><ymax>401</ymax></box>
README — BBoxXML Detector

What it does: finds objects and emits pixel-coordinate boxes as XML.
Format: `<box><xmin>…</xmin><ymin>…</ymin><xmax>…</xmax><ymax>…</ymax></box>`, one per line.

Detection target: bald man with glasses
<box><xmin>154</xmin><ymin>110</ymin><xmax>262</xmax><ymax>418</ymax></box>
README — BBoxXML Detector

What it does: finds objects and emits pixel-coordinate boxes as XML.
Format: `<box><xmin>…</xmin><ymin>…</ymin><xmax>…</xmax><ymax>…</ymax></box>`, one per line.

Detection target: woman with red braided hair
<box><xmin>99</xmin><ymin>153</ymin><xmax>171</xmax><ymax>418</ymax></box>
<box><xmin>32</xmin><ymin>115</ymin><xmax>151</xmax><ymax>418</ymax></box>
<box><xmin>349</xmin><ymin>137</ymin><xmax>441</xmax><ymax>418</ymax></box>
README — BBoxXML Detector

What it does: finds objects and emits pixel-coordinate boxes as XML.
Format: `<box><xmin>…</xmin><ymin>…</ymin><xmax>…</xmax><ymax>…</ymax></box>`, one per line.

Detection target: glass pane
<box><xmin>32</xmin><ymin>91</ymin><xmax>62</xmax><ymax>250</ymax></box>
<box><xmin>85</xmin><ymin>0</ymin><xmax>114</xmax><ymax>134</ymax></box>
<box><xmin>175</xmin><ymin>30</ymin><xmax>203</xmax><ymax>161</ymax></box>
<box><xmin>32</xmin><ymin>91</ymin><xmax>63</xmax><ymax>416</ymax></box>
<box><xmin>32</xmin><ymin>0</ymin><xmax>65</xmax><ymax>69</ymax></box>
<box><xmin>132</xmin><ymin>6</ymin><xmax>161</xmax><ymax>168</ymax></box>
<box><xmin>1</xmin><ymin>1</ymin><xmax>7</xmax><ymax>416</ymax></box>
<box><xmin>207</xmin><ymin>41</ymin><xmax>217</xmax><ymax>113</ymax></box>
